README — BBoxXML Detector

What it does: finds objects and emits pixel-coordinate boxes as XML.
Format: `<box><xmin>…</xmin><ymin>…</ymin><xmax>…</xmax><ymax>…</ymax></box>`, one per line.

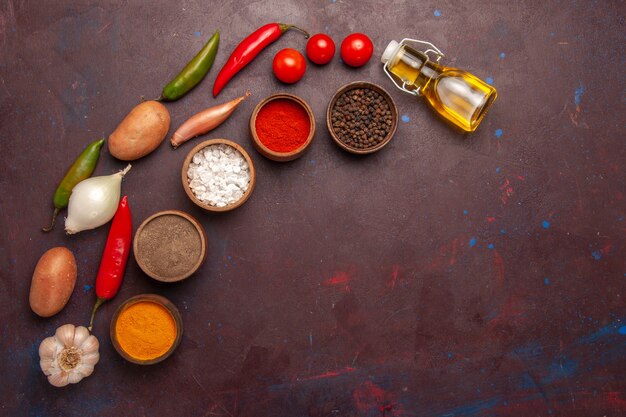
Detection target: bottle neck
<box><xmin>412</xmin><ymin>50</ymin><xmax>443</xmax><ymax>90</ymax></box>
<box><xmin>389</xmin><ymin>45</ymin><xmax>444</xmax><ymax>92</ymax></box>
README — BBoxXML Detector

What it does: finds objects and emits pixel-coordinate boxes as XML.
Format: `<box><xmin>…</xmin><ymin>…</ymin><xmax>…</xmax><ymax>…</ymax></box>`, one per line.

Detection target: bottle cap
<box><xmin>381</xmin><ymin>40</ymin><xmax>400</xmax><ymax>64</ymax></box>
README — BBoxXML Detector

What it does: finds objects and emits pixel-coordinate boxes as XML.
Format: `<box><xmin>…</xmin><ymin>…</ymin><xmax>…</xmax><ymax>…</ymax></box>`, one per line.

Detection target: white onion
<box><xmin>65</xmin><ymin>164</ymin><xmax>131</xmax><ymax>234</ymax></box>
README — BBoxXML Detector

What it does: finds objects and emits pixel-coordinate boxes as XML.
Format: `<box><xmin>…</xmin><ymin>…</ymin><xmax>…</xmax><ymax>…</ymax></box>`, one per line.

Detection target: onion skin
<box><xmin>171</xmin><ymin>91</ymin><xmax>250</xmax><ymax>148</ymax></box>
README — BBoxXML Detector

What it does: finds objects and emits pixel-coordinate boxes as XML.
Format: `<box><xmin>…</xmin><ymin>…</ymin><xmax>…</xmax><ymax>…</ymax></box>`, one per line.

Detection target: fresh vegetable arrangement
<box><xmin>43</xmin><ymin>138</ymin><xmax>104</xmax><ymax>232</ymax></box>
<box><xmin>33</xmin><ymin>17</ymin><xmax>496</xmax><ymax>388</ymax></box>
<box><xmin>212</xmin><ymin>23</ymin><xmax>310</xmax><ymax>96</ymax></box>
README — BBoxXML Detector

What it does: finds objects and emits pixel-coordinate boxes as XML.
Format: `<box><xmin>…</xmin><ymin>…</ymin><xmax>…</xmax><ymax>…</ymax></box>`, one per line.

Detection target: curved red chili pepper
<box><xmin>88</xmin><ymin>196</ymin><xmax>132</xmax><ymax>331</ymax></box>
<box><xmin>212</xmin><ymin>23</ymin><xmax>309</xmax><ymax>97</ymax></box>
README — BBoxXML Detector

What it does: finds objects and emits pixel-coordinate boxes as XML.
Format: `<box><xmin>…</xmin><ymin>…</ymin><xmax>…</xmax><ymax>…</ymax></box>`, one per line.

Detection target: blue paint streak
<box><xmin>542</xmin><ymin>220</ymin><xmax>550</xmax><ymax>229</ymax></box>
<box><xmin>575</xmin><ymin>321</ymin><xmax>623</xmax><ymax>344</ymax></box>
<box><xmin>434</xmin><ymin>9</ymin><xmax>442</xmax><ymax>17</ymax></box>
<box><xmin>469</xmin><ymin>238</ymin><xmax>477</xmax><ymax>247</ymax></box>
<box><xmin>447</xmin><ymin>352</ymin><xmax>454</xmax><ymax>358</ymax></box>
<box><xmin>544</xmin><ymin>277</ymin><xmax>550</xmax><ymax>285</ymax></box>
<box><xmin>514</xmin><ymin>342</ymin><xmax>544</xmax><ymax>359</ymax></box>
<box><xmin>437</xmin><ymin>397</ymin><xmax>503</xmax><ymax>417</ymax></box>
<box><xmin>574</xmin><ymin>83</ymin><xmax>585</xmax><ymax>106</ymax></box>
<box><xmin>495</xmin><ymin>128</ymin><xmax>503</xmax><ymax>138</ymax></box>
<box><xmin>618</xmin><ymin>326</ymin><xmax>626</xmax><ymax>335</ymax></box>
<box><xmin>463</xmin><ymin>209</ymin><xmax>468</xmax><ymax>215</ymax></box>
<box><xmin>488</xmin><ymin>243</ymin><xmax>494</xmax><ymax>250</ymax></box>
<box><xmin>194</xmin><ymin>31</ymin><xmax>202</xmax><ymax>37</ymax></box>
<box><xmin>309</xmin><ymin>332</ymin><xmax>313</xmax><ymax>346</ymax></box>
<box><xmin>486</xmin><ymin>76</ymin><xmax>493</xmax><ymax>84</ymax></box>
<box><xmin>83</xmin><ymin>285</ymin><xmax>93</xmax><ymax>292</ymax></box>
<box><xmin>591</xmin><ymin>250</ymin><xmax>602</xmax><ymax>260</ymax></box>
<box><xmin>401</xmin><ymin>114</ymin><xmax>410</xmax><ymax>123</ymax></box>
<box><xmin>495</xmin><ymin>167</ymin><xmax>501</xmax><ymax>173</ymax></box>
<box><xmin>500</xmin><ymin>52</ymin><xmax>506</xmax><ymax>59</ymax></box>
<box><xmin>500</xmin><ymin>229</ymin><xmax>506</xmax><ymax>234</ymax></box>
<box><xmin>541</xmin><ymin>357</ymin><xmax>578</xmax><ymax>384</ymax></box>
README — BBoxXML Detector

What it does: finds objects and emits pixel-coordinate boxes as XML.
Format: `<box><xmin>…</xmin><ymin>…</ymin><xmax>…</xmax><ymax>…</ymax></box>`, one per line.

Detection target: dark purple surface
<box><xmin>1</xmin><ymin>1</ymin><xmax>624</xmax><ymax>416</ymax></box>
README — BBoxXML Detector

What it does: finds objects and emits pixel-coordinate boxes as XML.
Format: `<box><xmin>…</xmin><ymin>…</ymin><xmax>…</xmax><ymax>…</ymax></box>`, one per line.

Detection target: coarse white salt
<box><xmin>187</xmin><ymin>144</ymin><xmax>250</xmax><ymax>207</ymax></box>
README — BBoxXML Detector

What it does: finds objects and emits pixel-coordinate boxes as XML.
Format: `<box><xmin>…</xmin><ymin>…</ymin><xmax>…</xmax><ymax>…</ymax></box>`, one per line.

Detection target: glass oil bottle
<box><xmin>381</xmin><ymin>39</ymin><xmax>497</xmax><ymax>132</ymax></box>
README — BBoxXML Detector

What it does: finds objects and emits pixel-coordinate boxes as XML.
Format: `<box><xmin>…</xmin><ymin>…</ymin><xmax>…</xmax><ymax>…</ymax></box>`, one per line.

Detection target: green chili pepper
<box><xmin>159</xmin><ymin>30</ymin><xmax>220</xmax><ymax>101</ymax></box>
<box><xmin>42</xmin><ymin>138</ymin><xmax>105</xmax><ymax>232</ymax></box>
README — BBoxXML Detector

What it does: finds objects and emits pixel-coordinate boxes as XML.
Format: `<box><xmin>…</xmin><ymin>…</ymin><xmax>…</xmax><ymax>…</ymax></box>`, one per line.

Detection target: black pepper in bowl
<box><xmin>327</xmin><ymin>82</ymin><xmax>397</xmax><ymax>154</ymax></box>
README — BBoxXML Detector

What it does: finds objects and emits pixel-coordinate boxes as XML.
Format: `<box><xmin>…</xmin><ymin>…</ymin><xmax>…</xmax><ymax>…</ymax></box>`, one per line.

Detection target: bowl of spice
<box><xmin>249</xmin><ymin>93</ymin><xmax>315</xmax><ymax>162</ymax></box>
<box><xmin>134</xmin><ymin>210</ymin><xmax>207</xmax><ymax>282</ymax></box>
<box><xmin>110</xmin><ymin>294</ymin><xmax>183</xmax><ymax>365</ymax></box>
<box><xmin>327</xmin><ymin>81</ymin><xmax>398</xmax><ymax>154</ymax></box>
<box><xmin>182</xmin><ymin>138</ymin><xmax>256</xmax><ymax>212</ymax></box>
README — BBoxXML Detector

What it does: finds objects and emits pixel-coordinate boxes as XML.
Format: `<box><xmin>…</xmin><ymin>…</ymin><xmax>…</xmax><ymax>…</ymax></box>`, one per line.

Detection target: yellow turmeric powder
<box><xmin>115</xmin><ymin>301</ymin><xmax>177</xmax><ymax>360</ymax></box>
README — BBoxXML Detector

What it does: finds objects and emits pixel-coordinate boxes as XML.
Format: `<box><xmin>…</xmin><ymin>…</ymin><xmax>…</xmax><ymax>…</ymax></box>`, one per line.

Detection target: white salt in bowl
<box><xmin>181</xmin><ymin>139</ymin><xmax>256</xmax><ymax>212</ymax></box>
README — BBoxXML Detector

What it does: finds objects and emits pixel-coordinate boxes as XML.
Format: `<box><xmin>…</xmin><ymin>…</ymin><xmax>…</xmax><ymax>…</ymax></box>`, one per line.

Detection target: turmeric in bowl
<box><xmin>114</xmin><ymin>300</ymin><xmax>178</xmax><ymax>362</ymax></box>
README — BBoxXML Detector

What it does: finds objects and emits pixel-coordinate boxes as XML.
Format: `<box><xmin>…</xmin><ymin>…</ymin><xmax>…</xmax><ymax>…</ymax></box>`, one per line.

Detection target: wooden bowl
<box><xmin>110</xmin><ymin>294</ymin><xmax>183</xmax><ymax>365</ymax></box>
<box><xmin>181</xmin><ymin>138</ymin><xmax>256</xmax><ymax>212</ymax></box>
<box><xmin>326</xmin><ymin>81</ymin><xmax>398</xmax><ymax>154</ymax></box>
<box><xmin>249</xmin><ymin>93</ymin><xmax>315</xmax><ymax>162</ymax></box>
<box><xmin>133</xmin><ymin>210</ymin><xmax>207</xmax><ymax>282</ymax></box>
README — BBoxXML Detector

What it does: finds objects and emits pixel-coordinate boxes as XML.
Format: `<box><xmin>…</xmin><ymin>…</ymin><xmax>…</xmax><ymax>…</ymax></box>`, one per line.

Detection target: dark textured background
<box><xmin>1</xmin><ymin>1</ymin><xmax>624</xmax><ymax>416</ymax></box>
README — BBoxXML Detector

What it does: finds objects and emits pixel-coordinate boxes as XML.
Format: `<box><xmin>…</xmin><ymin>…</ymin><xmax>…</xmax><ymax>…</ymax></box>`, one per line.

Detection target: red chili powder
<box><xmin>255</xmin><ymin>99</ymin><xmax>310</xmax><ymax>153</ymax></box>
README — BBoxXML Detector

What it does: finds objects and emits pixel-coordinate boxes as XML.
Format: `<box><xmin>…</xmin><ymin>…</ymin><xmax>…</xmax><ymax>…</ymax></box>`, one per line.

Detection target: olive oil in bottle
<box><xmin>381</xmin><ymin>39</ymin><xmax>497</xmax><ymax>132</ymax></box>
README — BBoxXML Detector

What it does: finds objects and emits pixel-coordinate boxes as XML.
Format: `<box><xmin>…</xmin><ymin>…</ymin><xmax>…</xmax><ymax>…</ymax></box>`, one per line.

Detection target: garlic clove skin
<box><xmin>39</xmin><ymin>324</ymin><xmax>100</xmax><ymax>387</ymax></box>
<box><xmin>55</xmin><ymin>324</ymin><xmax>76</xmax><ymax>347</ymax></box>
<box><xmin>48</xmin><ymin>372</ymin><xmax>70</xmax><ymax>388</ymax></box>
<box><xmin>73</xmin><ymin>326</ymin><xmax>90</xmax><ymax>348</ymax></box>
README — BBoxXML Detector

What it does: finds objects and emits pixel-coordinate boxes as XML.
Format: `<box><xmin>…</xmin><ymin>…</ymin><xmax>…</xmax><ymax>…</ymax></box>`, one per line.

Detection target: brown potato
<box><xmin>29</xmin><ymin>247</ymin><xmax>77</xmax><ymax>317</ymax></box>
<box><xmin>109</xmin><ymin>100</ymin><xmax>170</xmax><ymax>161</ymax></box>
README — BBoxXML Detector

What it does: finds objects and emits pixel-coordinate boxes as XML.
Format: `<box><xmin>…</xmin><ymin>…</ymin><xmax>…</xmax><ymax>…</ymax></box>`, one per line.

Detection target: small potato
<box><xmin>109</xmin><ymin>100</ymin><xmax>170</xmax><ymax>161</ymax></box>
<box><xmin>29</xmin><ymin>247</ymin><xmax>77</xmax><ymax>317</ymax></box>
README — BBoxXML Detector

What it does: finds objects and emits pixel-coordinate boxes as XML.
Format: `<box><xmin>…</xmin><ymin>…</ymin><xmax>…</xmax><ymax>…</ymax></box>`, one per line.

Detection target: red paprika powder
<box><xmin>255</xmin><ymin>99</ymin><xmax>310</xmax><ymax>153</ymax></box>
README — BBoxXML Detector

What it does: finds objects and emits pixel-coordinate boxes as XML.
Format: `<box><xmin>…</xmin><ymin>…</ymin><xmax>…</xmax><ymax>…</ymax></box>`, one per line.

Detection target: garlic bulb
<box><xmin>65</xmin><ymin>164</ymin><xmax>131</xmax><ymax>234</ymax></box>
<box><xmin>39</xmin><ymin>324</ymin><xmax>100</xmax><ymax>387</ymax></box>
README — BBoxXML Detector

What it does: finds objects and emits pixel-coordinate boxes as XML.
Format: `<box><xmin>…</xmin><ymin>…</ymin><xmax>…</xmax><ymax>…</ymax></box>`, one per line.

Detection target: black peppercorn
<box><xmin>331</xmin><ymin>87</ymin><xmax>392</xmax><ymax>150</ymax></box>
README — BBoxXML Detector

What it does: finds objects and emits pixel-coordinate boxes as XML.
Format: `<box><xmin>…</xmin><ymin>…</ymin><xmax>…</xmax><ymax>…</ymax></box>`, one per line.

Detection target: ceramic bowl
<box><xmin>110</xmin><ymin>294</ymin><xmax>183</xmax><ymax>365</ymax></box>
<box><xmin>133</xmin><ymin>210</ymin><xmax>207</xmax><ymax>283</ymax></box>
<box><xmin>249</xmin><ymin>93</ymin><xmax>315</xmax><ymax>162</ymax></box>
<box><xmin>182</xmin><ymin>138</ymin><xmax>256</xmax><ymax>212</ymax></box>
<box><xmin>326</xmin><ymin>81</ymin><xmax>398</xmax><ymax>154</ymax></box>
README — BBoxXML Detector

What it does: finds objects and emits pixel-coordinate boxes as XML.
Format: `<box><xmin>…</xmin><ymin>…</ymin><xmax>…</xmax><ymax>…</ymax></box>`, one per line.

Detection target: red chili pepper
<box><xmin>212</xmin><ymin>23</ymin><xmax>309</xmax><ymax>97</ymax></box>
<box><xmin>88</xmin><ymin>196</ymin><xmax>132</xmax><ymax>331</ymax></box>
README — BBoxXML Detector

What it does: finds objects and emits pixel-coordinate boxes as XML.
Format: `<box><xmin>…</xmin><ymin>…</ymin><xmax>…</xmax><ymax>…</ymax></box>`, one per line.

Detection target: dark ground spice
<box><xmin>136</xmin><ymin>214</ymin><xmax>202</xmax><ymax>280</ymax></box>
<box><xmin>331</xmin><ymin>88</ymin><xmax>392</xmax><ymax>149</ymax></box>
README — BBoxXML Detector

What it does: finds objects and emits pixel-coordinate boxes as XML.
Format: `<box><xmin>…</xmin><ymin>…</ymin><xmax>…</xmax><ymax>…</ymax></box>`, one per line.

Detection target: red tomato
<box><xmin>272</xmin><ymin>48</ymin><xmax>306</xmax><ymax>84</ymax></box>
<box><xmin>340</xmin><ymin>33</ymin><xmax>373</xmax><ymax>67</ymax></box>
<box><xmin>306</xmin><ymin>34</ymin><xmax>335</xmax><ymax>65</ymax></box>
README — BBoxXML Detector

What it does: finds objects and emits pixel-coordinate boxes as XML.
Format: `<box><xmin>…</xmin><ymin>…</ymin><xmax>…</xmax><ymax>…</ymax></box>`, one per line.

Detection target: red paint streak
<box><xmin>516</xmin><ymin>174</ymin><xmax>526</xmax><ymax>181</ymax></box>
<box><xmin>486</xmin><ymin>216</ymin><xmax>496</xmax><ymax>223</ymax></box>
<box><xmin>616</xmin><ymin>191</ymin><xmax>624</xmax><ymax>201</ymax></box>
<box><xmin>322</xmin><ymin>272</ymin><xmax>352</xmax><ymax>287</ymax></box>
<box><xmin>352</xmin><ymin>381</ymin><xmax>391</xmax><ymax>412</ymax></box>
<box><xmin>492</xmin><ymin>250</ymin><xmax>505</xmax><ymax>286</ymax></box>
<box><xmin>602</xmin><ymin>243</ymin><xmax>613</xmax><ymax>255</ymax></box>
<box><xmin>607</xmin><ymin>391</ymin><xmax>626</xmax><ymax>407</ymax></box>
<box><xmin>498</xmin><ymin>178</ymin><xmax>514</xmax><ymax>204</ymax></box>
<box><xmin>389</xmin><ymin>265</ymin><xmax>399</xmax><ymax>289</ymax></box>
<box><xmin>428</xmin><ymin>237</ymin><xmax>460</xmax><ymax>271</ymax></box>
<box><xmin>297</xmin><ymin>367</ymin><xmax>356</xmax><ymax>381</ymax></box>
<box><xmin>488</xmin><ymin>296</ymin><xmax>526</xmax><ymax>327</ymax></box>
